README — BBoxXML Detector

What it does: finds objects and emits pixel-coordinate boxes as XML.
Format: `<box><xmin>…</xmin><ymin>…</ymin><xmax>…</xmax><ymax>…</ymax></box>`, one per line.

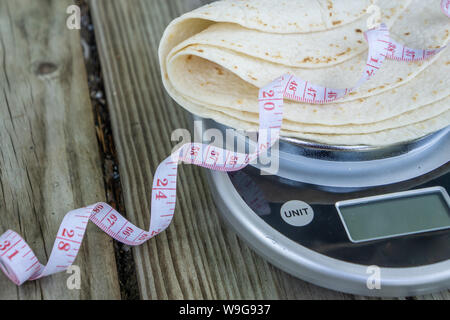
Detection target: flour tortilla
<box><xmin>206</xmin><ymin>95</ymin><xmax>450</xmax><ymax>134</ymax></box>
<box><xmin>182</xmin><ymin>104</ymin><xmax>450</xmax><ymax>146</ymax></box>
<box><xmin>159</xmin><ymin>0</ymin><xmax>450</xmax><ymax>146</ymax></box>
<box><xmin>169</xmin><ymin>49</ymin><xmax>449</xmax><ymax>129</ymax></box>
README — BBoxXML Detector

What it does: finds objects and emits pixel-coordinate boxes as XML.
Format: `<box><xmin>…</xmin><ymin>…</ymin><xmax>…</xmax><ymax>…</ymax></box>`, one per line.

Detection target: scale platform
<box><xmin>200</xmin><ymin>118</ymin><xmax>450</xmax><ymax>297</ymax></box>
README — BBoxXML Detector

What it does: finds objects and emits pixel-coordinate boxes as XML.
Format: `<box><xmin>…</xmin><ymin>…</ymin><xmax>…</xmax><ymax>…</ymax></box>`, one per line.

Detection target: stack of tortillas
<box><xmin>159</xmin><ymin>0</ymin><xmax>449</xmax><ymax>146</ymax></box>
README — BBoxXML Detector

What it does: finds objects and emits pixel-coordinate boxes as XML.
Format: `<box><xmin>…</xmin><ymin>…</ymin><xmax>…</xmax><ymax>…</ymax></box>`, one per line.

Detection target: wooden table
<box><xmin>0</xmin><ymin>0</ymin><xmax>448</xmax><ymax>300</ymax></box>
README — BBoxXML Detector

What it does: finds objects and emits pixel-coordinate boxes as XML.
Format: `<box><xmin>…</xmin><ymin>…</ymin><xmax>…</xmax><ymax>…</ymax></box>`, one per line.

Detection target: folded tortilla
<box><xmin>159</xmin><ymin>0</ymin><xmax>450</xmax><ymax>146</ymax></box>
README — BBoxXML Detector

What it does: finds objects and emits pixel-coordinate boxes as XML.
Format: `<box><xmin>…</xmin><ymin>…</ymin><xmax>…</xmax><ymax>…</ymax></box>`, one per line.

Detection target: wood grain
<box><xmin>89</xmin><ymin>0</ymin><xmax>363</xmax><ymax>299</ymax></box>
<box><xmin>0</xmin><ymin>0</ymin><xmax>121</xmax><ymax>299</ymax></box>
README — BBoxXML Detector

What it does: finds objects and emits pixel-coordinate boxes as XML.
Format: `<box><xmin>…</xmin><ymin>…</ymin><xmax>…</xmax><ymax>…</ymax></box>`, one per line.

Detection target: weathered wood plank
<box><xmin>90</xmin><ymin>0</ymin><xmax>359</xmax><ymax>299</ymax></box>
<box><xmin>0</xmin><ymin>0</ymin><xmax>121</xmax><ymax>299</ymax></box>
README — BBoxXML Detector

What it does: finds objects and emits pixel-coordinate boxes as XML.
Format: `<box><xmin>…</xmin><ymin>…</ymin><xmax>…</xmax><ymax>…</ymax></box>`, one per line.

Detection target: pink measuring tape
<box><xmin>1</xmin><ymin>3</ymin><xmax>448</xmax><ymax>286</ymax></box>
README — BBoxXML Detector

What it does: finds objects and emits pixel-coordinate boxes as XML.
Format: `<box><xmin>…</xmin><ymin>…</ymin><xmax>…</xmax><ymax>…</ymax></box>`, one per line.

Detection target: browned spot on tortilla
<box><xmin>355</xmin><ymin>29</ymin><xmax>362</xmax><ymax>33</ymax></box>
<box><xmin>237</xmin><ymin>100</ymin><xmax>243</xmax><ymax>104</ymax></box>
<box><xmin>256</xmin><ymin>18</ymin><xmax>264</xmax><ymax>25</ymax></box>
<box><xmin>187</xmin><ymin>55</ymin><xmax>193</xmax><ymax>60</ymax></box>
<box><xmin>357</xmin><ymin>40</ymin><xmax>363</xmax><ymax>44</ymax></box>
<box><xmin>376</xmin><ymin>102</ymin><xmax>380</xmax><ymax>106</ymax></box>
<box><xmin>234</xmin><ymin>66</ymin><xmax>238</xmax><ymax>69</ymax></box>
<box><xmin>358</xmin><ymin>98</ymin><xmax>364</xmax><ymax>103</ymax></box>
<box><xmin>433</xmin><ymin>90</ymin><xmax>438</xmax><ymax>95</ymax></box>
<box><xmin>332</xmin><ymin>20</ymin><xmax>341</xmax><ymax>26</ymax></box>
<box><xmin>197</xmin><ymin>49</ymin><xmax>204</xmax><ymax>53</ymax></box>
<box><xmin>412</xmin><ymin>94</ymin><xmax>418</xmax><ymax>101</ymax></box>
<box><xmin>248</xmin><ymin>75</ymin><xmax>258</xmax><ymax>81</ymax></box>
<box><xmin>368</xmin><ymin>88</ymin><xmax>375</xmax><ymax>93</ymax></box>
<box><xmin>349</xmin><ymin>92</ymin><xmax>357</xmax><ymax>96</ymax></box>
<box><xmin>397</xmin><ymin>77</ymin><xmax>403</xmax><ymax>82</ymax></box>
<box><xmin>446</xmin><ymin>61</ymin><xmax>450</xmax><ymax>65</ymax></box>
<box><xmin>404</xmin><ymin>32</ymin><xmax>410</xmax><ymax>36</ymax></box>
<box><xmin>337</xmin><ymin>47</ymin><xmax>351</xmax><ymax>56</ymax></box>
<box><xmin>329</xmin><ymin>12</ymin><xmax>332</xmax><ymax>17</ymax></box>
<box><xmin>301</xmin><ymin>55</ymin><xmax>336</xmax><ymax>64</ymax></box>
<box><xmin>214</xmin><ymin>67</ymin><xmax>224</xmax><ymax>75</ymax></box>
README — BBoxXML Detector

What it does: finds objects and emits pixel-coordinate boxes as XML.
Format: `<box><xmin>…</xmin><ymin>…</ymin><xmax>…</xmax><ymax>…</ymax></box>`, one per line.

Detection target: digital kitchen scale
<box><xmin>198</xmin><ymin>117</ymin><xmax>450</xmax><ymax>297</ymax></box>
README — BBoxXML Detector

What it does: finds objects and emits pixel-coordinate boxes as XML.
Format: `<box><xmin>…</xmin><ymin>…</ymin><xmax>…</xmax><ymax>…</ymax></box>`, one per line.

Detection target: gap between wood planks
<box><xmin>76</xmin><ymin>0</ymin><xmax>139</xmax><ymax>300</ymax></box>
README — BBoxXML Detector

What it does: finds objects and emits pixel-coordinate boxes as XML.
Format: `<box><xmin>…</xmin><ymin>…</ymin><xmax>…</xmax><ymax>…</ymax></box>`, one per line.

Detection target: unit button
<box><xmin>280</xmin><ymin>200</ymin><xmax>314</xmax><ymax>227</ymax></box>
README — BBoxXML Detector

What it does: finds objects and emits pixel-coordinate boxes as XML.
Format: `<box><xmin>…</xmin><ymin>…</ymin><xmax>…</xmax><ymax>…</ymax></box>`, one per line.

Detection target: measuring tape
<box><xmin>1</xmin><ymin>3</ymin><xmax>448</xmax><ymax>286</ymax></box>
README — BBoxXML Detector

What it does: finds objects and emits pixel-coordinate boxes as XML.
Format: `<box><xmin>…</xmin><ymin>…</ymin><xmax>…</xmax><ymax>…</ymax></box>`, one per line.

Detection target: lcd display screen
<box><xmin>336</xmin><ymin>187</ymin><xmax>450</xmax><ymax>243</ymax></box>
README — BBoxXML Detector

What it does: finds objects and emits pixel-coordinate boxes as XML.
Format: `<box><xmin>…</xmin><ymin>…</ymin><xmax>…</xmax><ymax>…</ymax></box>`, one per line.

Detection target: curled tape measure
<box><xmin>1</xmin><ymin>2</ymin><xmax>448</xmax><ymax>286</ymax></box>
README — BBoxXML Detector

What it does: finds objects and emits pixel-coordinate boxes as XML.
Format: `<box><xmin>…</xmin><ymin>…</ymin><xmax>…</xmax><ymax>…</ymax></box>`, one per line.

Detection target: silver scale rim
<box><xmin>200</xmin><ymin>118</ymin><xmax>450</xmax><ymax>189</ymax></box>
<box><xmin>198</xmin><ymin>118</ymin><xmax>450</xmax><ymax>296</ymax></box>
<box><xmin>207</xmin><ymin>169</ymin><xmax>450</xmax><ymax>297</ymax></box>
